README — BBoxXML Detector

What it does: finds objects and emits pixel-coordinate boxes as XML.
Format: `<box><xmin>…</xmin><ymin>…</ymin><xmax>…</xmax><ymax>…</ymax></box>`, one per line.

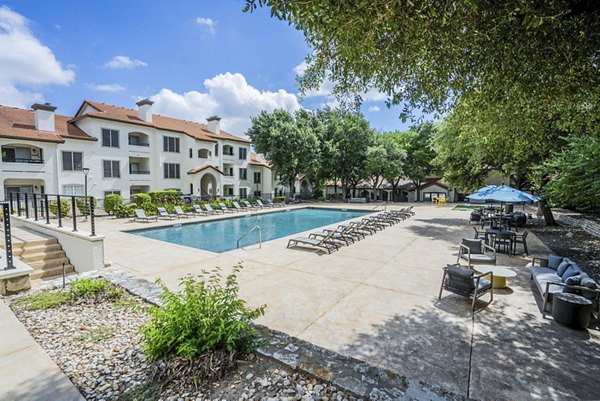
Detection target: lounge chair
<box><xmin>287</xmin><ymin>231</ymin><xmax>338</xmax><ymax>254</ymax></box>
<box><xmin>256</xmin><ymin>199</ymin><xmax>271</xmax><ymax>208</ymax></box>
<box><xmin>438</xmin><ymin>264</ymin><xmax>493</xmax><ymax>315</ymax></box>
<box><xmin>232</xmin><ymin>201</ymin><xmax>249</xmax><ymax>212</ymax></box>
<box><xmin>131</xmin><ymin>209</ymin><xmax>157</xmax><ymax>223</ymax></box>
<box><xmin>157</xmin><ymin>207</ymin><xmax>178</xmax><ymax>220</ymax></box>
<box><xmin>243</xmin><ymin>200</ymin><xmax>260</xmax><ymax>210</ymax></box>
<box><xmin>218</xmin><ymin>202</ymin><xmax>236</xmax><ymax>213</ymax></box>
<box><xmin>310</xmin><ymin>226</ymin><xmax>354</xmax><ymax>246</ymax></box>
<box><xmin>204</xmin><ymin>204</ymin><xmax>223</xmax><ymax>215</ymax></box>
<box><xmin>193</xmin><ymin>205</ymin><xmax>210</xmax><ymax>216</ymax></box>
<box><xmin>457</xmin><ymin>238</ymin><xmax>496</xmax><ymax>266</ymax></box>
<box><xmin>174</xmin><ymin>205</ymin><xmax>193</xmax><ymax>218</ymax></box>
<box><xmin>266</xmin><ymin>199</ymin><xmax>284</xmax><ymax>208</ymax></box>
<box><xmin>349</xmin><ymin>221</ymin><xmax>376</xmax><ymax>235</ymax></box>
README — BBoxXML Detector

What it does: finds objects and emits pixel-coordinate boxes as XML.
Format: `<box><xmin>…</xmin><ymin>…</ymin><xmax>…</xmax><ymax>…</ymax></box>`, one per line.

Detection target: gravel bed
<box><xmin>10</xmin><ymin>291</ymin><xmax>358</xmax><ymax>401</ymax></box>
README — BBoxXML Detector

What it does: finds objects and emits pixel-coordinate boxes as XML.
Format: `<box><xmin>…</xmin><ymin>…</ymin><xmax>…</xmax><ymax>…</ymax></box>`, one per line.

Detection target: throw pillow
<box><xmin>548</xmin><ymin>254</ymin><xmax>563</xmax><ymax>270</ymax></box>
<box><xmin>580</xmin><ymin>276</ymin><xmax>599</xmax><ymax>300</ymax></box>
<box><xmin>556</xmin><ymin>260</ymin><xmax>571</xmax><ymax>277</ymax></box>
<box><xmin>562</xmin><ymin>264</ymin><xmax>583</xmax><ymax>282</ymax></box>
<box><xmin>563</xmin><ymin>273</ymin><xmax>587</xmax><ymax>294</ymax></box>
<box><xmin>462</xmin><ymin>239</ymin><xmax>482</xmax><ymax>254</ymax></box>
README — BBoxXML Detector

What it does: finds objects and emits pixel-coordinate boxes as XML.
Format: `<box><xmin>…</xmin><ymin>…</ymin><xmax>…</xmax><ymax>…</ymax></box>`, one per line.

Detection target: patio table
<box><xmin>485</xmin><ymin>228</ymin><xmax>517</xmax><ymax>255</ymax></box>
<box><xmin>473</xmin><ymin>265</ymin><xmax>517</xmax><ymax>289</ymax></box>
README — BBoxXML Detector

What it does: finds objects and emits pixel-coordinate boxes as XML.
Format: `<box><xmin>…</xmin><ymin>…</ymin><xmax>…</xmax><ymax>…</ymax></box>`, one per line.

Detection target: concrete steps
<box><xmin>2</xmin><ymin>235</ymin><xmax>74</xmax><ymax>280</ymax></box>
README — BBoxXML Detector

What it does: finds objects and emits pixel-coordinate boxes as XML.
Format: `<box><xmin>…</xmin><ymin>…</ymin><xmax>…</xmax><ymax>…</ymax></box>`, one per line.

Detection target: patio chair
<box><xmin>243</xmin><ymin>200</ymin><xmax>260</xmax><ymax>210</ymax></box>
<box><xmin>457</xmin><ymin>238</ymin><xmax>496</xmax><ymax>266</ymax></box>
<box><xmin>267</xmin><ymin>199</ymin><xmax>285</xmax><ymax>208</ymax></box>
<box><xmin>202</xmin><ymin>204</ymin><xmax>223</xmax><ymax>215</ymax></box>
<box><xmin>232</xmin><ymin>201</ymin><xmax>248</xmax><ymax>212</ymax></box>
<box><xmin>512</xmin><ymin>230</ymin><xmax>529</xmax><ymax>255</ymax></box>
<box><xmin>131</xmin><ymin>209</ymin><xmax>157</xmax><ymax>223</ymax></box>
<box><xmin>256</xmin><ymin>199</ymin><xmax>272</xmax><ymax>208</ymax></box>
<box><xmin>438</xmin><ymin>264</ymin><xmax>494</xmax><ymax>315</ymax></box>
<box><xmin>157</xmin><ymin>207</ymin><xmax>178</xmax><ymax>220</ymax></box>
<box><xmin>473</xmin><ymin>227</ymin><xmax>486</xmax><ymax>241</ymax></box>
<box><xmin>218</xmin><ymin>202</ymin><xmax>236</xmax><ymax>213</ymax></box>
<box><xmin>193</xmin><ymin>205</ymin><xmax>210</xmax><ymax>216</ymax></box>
<box><xmin>174</xmin><ymin>205</ymin><xmax>193</xmax><ymax>218</ymax></box>
<box><xmin>287</xmin><ymin>231</ymin><xmax>339</xmax><ymax>254</ymax></box>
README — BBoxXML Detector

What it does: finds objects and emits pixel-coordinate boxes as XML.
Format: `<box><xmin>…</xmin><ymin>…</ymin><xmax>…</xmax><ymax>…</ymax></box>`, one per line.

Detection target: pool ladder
<box><xmin>236</xmin><ymin>225</ymin><xmax>262</xmax><ymax>249</ymax></box>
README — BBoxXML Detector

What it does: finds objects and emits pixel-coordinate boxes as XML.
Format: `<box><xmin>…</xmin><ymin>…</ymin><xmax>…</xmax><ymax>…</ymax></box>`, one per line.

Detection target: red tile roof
<box><xmin>0</xmin><ymin>105</ymin><xmax>95</xmax><ymax>143</ymax></box>
<box><xmin>73</xmin><ymin>100</ymin><xmax>250</xmax><ymax>144</ymax></box>
<box><xmin>249</xmin><ymin>152</ymin><xmax>271</xmax><ymax>168</ymax></box>
<box><xmin>187</xmin><ymin>163</ymin><xmax>224</xmax><ymax>175</ymax></box>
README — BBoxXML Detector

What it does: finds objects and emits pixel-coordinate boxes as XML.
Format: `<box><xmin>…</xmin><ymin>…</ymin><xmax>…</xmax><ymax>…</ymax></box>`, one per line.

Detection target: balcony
<box><xmin>128</xmin><ymin>140</ymin><xmax>150</xmax><ymax>147</ymax></box>
<box><xmin>2</xmin><ymin>157</ymin><xmax>44</xmax><ymax>164</ymax></box>
<box><xmin>129</xmin><ymin>170</ymin><xmax>150</xmax><ymax>175</ymax></box>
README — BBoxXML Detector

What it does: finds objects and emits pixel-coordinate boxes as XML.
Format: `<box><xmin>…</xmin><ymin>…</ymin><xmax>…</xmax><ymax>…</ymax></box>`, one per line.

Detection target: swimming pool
<box><xmin>129</xmin><ymin>207</ymin><xmax>371</xmax><ymax>253</ymax></box>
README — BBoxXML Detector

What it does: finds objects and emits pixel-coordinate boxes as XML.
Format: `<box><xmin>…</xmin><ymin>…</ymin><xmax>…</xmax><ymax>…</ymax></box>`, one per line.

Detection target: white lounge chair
<box><xmin>266</xmin><ymin>199</ymin><xmax>284</xmax><ymax>208</ymax></box>
<box><xmin>157</xmin><ymin>207</ymin><xmax>178</xmax><ymax>220</ymax></box>
<box><xmin>131</xmin><ymin>209</ymin><xmax>157</xmax><ymax>223</ymax></box>
<box><xmin>204</xmin><ymin>204</ymin><xmax>223</xmax><ymax>215</ymax></box>
<box><xmin>232</xmin><ymin>201</ymin><xmax>249</xmax><ymax>212</ymax></box>
<box><xmin>174</xmin><ymin>205</ymin><xmax>193</xmax><ymax>218</ymax></box>
<box><xmin>218</xmin><ymin>202</ymin><xmax>236</xmax><ymax>213</ymax></box>
<box><xmin>287</xmin><ymin>231</ymin><xmax>338</xmax><ymax>254</ymax></box>
<box><xmin>256</xmin><ymin>199</ymin><xmax>272</xmax><ymax>208</ymax></box>
<box><xmin>243</xmin><ymin>200</ymin><xmax>260</xmax><ymax>210</ymax></box>
<box><xmin>192</xmin><ymin>205</ymin><xmax>210</xmax><ymax>216</ymax></box>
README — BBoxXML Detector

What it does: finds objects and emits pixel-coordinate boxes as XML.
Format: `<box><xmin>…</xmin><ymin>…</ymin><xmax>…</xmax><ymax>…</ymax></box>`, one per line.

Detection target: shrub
<box><xmin>104</xmin><ymin>194</ymin><xmax>124</xmax><ymax>215</ymax></box>
<box><xmin>149</xmin><ymin>190</ymin><xmax>183</xmax><ymax>206</ymax></box>
<box><xmin>274</xmin><ymin>196</ymin><xmax>286</xmax><ymax>203</ymax></box>
<box><xmin>11</xmin><ymin>290</ymin><xmax>73</xmax><ymax>311</ymax></box>
<box><xmin>141</xmin><ymin>265</ymin><xmax>265</xmax><ymax>362</ymax></box>
<box><xmin>132</xmin><ymin>193</ymin><xmax>151</xmax><ymax>206</ymax></box>
<box><xmin>140</xmin><ymin>201</ymin><xmax>157</xmax><ymax>216</ymax></box>
<box><xmin>70</xmin><ymin>277</ymin><xmax>123</xmax><ymax>301</ymax></box>
<box><xmin>76</xmin><ymin>197</ymin><xmax>95</xmax><ymax>216</ymax></box>
<box><xmin>114</xmin><ymin>203</ymin><xmax>136</xmax><ymax>218</ymax></box>
<box><xmin>49</xmin><ymin>198</ymin><xmax>72</xmax><ymax>217</ymax></box>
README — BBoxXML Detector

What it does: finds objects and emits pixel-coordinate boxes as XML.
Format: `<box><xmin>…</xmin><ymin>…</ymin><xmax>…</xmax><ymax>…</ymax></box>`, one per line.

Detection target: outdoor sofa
<box><xmin>530</xmin><ymin>254</ymin><xmax>600</xmax><ymax>317</ymax></box>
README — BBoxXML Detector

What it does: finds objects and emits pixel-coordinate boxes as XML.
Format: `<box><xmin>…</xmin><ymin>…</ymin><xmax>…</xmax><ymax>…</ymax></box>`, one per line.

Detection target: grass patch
<box><xmin>118</xmin><ymin>383</ymin><xmax>159</xmax><ymax>401</ymax></box>
<box><xmin>76</xmin><ymin>327</ymin><xmax>114</xmax><ymax>342</ymax></box>
<box><xmin>11</xmin><ymin>290</ymin><xmax>73</xmax><ymax>311</ymax></box>
<box><xmin>452</xmin><ymin>204</ymin><xmax>481</xmax><ymax>211</ymax></box>
<box><xmin>112</xmin><ymin>296</ymin><xmax>144</xmax><ymax>311</ymax></box>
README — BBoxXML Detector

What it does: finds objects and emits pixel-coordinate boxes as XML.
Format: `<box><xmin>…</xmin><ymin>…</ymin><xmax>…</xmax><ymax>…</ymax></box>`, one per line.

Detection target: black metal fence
<box><xmin>2</xmin><ymin>202</ymin><xmax>14</xmax><ymax>270</ymax></box>
<box><xmin>8</xmin><ymin>193</ymin><xmax>96</xmax><ymax>237</ymax></box>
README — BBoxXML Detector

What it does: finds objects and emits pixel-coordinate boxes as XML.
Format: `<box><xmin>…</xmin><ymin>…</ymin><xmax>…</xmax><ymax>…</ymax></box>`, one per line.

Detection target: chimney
<box><xmin>32</xmin><ymin>103</ymin><xmax>56</xmax><ymax>132</ymax></box>
<box><xmin>207</xmin><ymin>115</ymin><xmax>221</xmax><ymax>135</ymax></box>
<box><xmin>136</xmin><ymin>99</ymin><xmax>154</xmax><ymax>123</ymax></box>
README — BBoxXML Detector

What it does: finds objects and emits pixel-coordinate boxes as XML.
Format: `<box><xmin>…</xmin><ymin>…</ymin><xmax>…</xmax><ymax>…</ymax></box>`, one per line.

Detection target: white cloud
<box><xmin>196</xmin><ymin>17</ymin><xmax>216</xmax><ymax>33</ymax></box>
<box><xmin>149</xmin><ymin>72</ymin><xmax>301</xmax><ymax>135</ymax></box>
<box><xmin>0</xmin><ymin>6</ymin><xmax>75</xmax><ymax>107</ymax></box>
<box><xmin>104</xmin><ymin>55</ymin><xmax>147</xmax><ymax>69</ymax></box>
<box><xmin>86</xmin><ymin>83</ymin><xmax>125</xmax><ymax>92</ymax></box>
<box><xmin>368</xmin><ymin>105</ymin><xmax>381</xmax><ymax>112</ymax></box>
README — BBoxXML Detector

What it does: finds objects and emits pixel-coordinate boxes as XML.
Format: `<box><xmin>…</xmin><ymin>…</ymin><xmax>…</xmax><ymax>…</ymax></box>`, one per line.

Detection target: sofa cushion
<box><xmin>563</xmin><ymin>273</ymin><xmax>588</xmax><ymax>293</ymax></box>
<box><xmin>557</xmin><ymin>260</ymin><xmax>571</xmax><ymax>277</ymax></box>
<box><xmin>580</xmin><ymin>276</ymin><xmax>599</xmax><ymax>300</ymax></box>
<box><xmin>532</xmin><ymin>267</ymin><xmax>563</xmax><ymax>298</ymax></box>
<box><xmin>548</xmin><ymin>254</ymin><xmax>563</xmax><ymax>270</ymax></box>
<box><xmin>562</xmin><ymin>264</ymin><xmax>583</xmax><ymax>282</ymax></box>
<box><xmin>462</xmin><ymin>239</ymin><xmax>482</xmax><ymax>254</ymax></box>
<box><xmin>467</xmin><ymin>254</ymin><xmax>495</xmax><ymax>263</ymax></box>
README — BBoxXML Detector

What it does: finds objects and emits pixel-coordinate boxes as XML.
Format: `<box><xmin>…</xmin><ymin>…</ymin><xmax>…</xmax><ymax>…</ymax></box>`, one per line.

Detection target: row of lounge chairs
<box><xmin>287</xmin><ymin>207</ymin><xmax>415</xmax><ymax>254</ymax></box>
<box><xmin>131</xmin><ymin>199</ymin><xmax>285</xmax><ymax>223</ymax></box>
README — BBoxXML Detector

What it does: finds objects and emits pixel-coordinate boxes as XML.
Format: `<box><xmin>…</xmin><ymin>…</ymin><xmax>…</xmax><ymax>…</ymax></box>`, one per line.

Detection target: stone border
<box><xmin>30</xmin><ymin>269</ymin><xmax>466</xmax><ymax>401</ymax></box>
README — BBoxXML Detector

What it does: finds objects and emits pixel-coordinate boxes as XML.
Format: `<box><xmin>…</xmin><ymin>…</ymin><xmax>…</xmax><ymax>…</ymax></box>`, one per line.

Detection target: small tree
<box><xmin>103</xmin><ymin>194</ymin><xmax>124</xmax><ymax>215</ymax></box>
<box><xmin>49</xmin><ymin>199</ymin><xmax>71</xmax><ymax>217</ymax></box>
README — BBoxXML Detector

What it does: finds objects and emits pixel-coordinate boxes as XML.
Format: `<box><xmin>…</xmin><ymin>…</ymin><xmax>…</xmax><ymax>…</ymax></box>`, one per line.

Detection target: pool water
<box><xmin>130</xmin><ymin>207</ymin><xmax>371</xmax><ymax>253</ymax></box>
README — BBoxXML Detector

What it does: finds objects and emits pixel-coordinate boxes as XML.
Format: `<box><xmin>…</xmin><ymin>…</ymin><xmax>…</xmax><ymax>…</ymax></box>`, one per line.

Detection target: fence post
<box><xmin>24</xmin><ymin>193</ymin><xmax>29</xmax><ymax>219</ymax></box>
<box><xmin>16</xmin><ymin>193</ymin><xmax>21</xmax><ymax>216</ymax></box>
<box><xmin>89</xmin><ymin>196</ymin><xmax>96</xmax><ymax>236</ymax></box>
<box><xmin>3</xmin><ymin>203</ymin><xmax>14</xmax><ymax>270</ymax></box>
<box><xmin>71</xmin><ymin>196</ymin><xmax>77</xmax><ymax>232</ymax></box>
<box><xmin>56</xmin><ymin>195</ymin><xmax>62</xmax><ymax>227</ymax></box>
<box><xmin>44</xmin><ymin>195</ymin><xmax>50</xmax><ymax>224</ymax></box>
<box><xmin>33</xmin><ymin>194</ymin><xmax>38</xmax><ymax>221</ymax></box>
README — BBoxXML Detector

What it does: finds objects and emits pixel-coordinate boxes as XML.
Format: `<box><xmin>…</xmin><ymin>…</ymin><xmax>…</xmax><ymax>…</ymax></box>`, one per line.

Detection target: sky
<box><xmin>0</xmin><ymin>1</ymin><xmax>418</xmax><ymax>136</ymax></box>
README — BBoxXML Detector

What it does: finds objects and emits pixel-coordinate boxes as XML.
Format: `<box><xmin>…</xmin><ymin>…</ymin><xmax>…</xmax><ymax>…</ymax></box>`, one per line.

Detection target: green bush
<box><xmin>70</xmin><ymin>277</ymin><xmax>123</xmax><ymax>300</ymax></box>
<box><xmin>11</xmin><ymin>290</ymin><xmax>73</xmax><ymax>311</ymax></box>
<box><xmin>274</xmin><ymin>196</ymin><xmax>286</xmax><ymax>203</ymax></box>
<box><xmin>104</xmin><ymin>194</ymin><xmax>124</xmax><ymax>215</ymax></box>
<box><xmin>148</xmin><ymin>190</ymin><xmax>183</xmax><ymax>206</ymax></box>
<box><xmin>140</xmin><ymin>265</ymin><xmax>265</xmax><ymax>362</ymax></box>
<box><xmin>132</xmin><ymin>193</ymin><xmax>151</xmax><ymax>206</ymax></box>
<box><xmin>140</xmin><ymin>201</ymin><xmax>157</xmax><ymax>215</ymax></box>
<box><xmin>113</xmin><ymin>203</ymin><xmax>136</xmax><ymax>218</ymax></box>
<box><xmin>76</xmin><ymin>197</ymin><xmax>95</xmax><ymax>216</ymax></box>
<box><xmin>49</xmin><ymin>198</ymin><xmax>71</xmax><ymax>217</ymax></box>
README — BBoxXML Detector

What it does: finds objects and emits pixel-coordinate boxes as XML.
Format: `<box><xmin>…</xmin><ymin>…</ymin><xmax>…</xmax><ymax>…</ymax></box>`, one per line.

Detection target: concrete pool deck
<box><xmin>96</xmin><ymin>203</ymin><xmax>600</xmax><ymax>400</ymax></box>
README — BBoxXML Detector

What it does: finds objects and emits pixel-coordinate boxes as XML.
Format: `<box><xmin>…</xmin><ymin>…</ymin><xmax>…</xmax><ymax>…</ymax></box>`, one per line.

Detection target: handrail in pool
<box><xmin>237</xmin><ymin>225</ymin><xmax>263</xmax><ymax>250</ymax></box>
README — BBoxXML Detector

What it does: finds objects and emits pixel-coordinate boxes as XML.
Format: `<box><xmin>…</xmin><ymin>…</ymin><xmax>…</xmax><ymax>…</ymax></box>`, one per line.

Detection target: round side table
<box><xmin>552</xmin><ymin>292</ymin><xmax>592</xmax><ymax>329</ymax></box>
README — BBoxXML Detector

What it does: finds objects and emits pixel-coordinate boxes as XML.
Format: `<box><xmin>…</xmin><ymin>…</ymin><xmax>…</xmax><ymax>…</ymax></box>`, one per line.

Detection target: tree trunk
<box><xmin>537</xmin><ymin>199</ymin><xmax>557</xmax><ymax>226</ymax></box>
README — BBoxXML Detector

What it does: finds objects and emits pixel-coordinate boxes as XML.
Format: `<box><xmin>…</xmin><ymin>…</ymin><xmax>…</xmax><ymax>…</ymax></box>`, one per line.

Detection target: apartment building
<box><xmin>0</xmin><ymin>100</ymin><xmax>273</xmax><ymax>202</ymax></box>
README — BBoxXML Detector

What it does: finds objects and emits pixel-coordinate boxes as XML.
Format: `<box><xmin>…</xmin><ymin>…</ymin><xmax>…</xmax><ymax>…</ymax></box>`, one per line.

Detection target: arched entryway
<box><xmin>200</xmin><ymin>173</ymin><xmax>218</xmax><ymax>198</ymax></box>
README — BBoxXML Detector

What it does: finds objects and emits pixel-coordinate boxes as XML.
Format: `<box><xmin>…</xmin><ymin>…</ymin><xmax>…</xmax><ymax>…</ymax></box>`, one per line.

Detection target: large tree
<box><xmin>399</xmin><ymin>123</ymin><xmax>437</xmax><ymax>202</ymax></box>
<box><xmin>365</xmin><ymin>134</ymin><xmax>407</xmax><ymax>200</ymax></box>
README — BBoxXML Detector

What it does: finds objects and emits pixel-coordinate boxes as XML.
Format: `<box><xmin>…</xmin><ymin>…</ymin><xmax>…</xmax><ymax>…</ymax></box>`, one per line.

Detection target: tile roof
<box><xmin>74</xmin><ymin>100</ymin><xmax>251</xmax><ymax>144</ymax></box>
<box><xmin>187</xmin><ymin>163</ymin><xmax>224</xmax><ymax>175</ymax></box>
<box><xmin>249</xmin><ymin>152</ymin><xmax>271</xmax><ymax>168</ymax></box>
<box><xmin>0</xmin><ymin>105</ymin><xmax>95</xmax><ymax>143</ymax></box>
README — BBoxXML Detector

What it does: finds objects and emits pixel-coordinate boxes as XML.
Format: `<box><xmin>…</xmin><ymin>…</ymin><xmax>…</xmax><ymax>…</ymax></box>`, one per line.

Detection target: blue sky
<box><xmin>0</xmin><ymin>1</ymin><xmax>417</xmax><ymax>135</ymax></box>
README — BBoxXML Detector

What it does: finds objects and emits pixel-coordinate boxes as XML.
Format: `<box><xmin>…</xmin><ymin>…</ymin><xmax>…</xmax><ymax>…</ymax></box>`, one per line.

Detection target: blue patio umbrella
<box><xmin>467</xmin><ymin>184</ymin><xmax>540</xmax><ymax>227</ymax></box>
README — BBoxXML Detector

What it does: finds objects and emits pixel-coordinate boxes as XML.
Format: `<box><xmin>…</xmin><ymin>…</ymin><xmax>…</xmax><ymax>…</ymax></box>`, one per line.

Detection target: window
<box><xmin>253</xmin><ymin>172</ymin><xmax>261</xmax><ymax>184</ymax></box>
<box><xmin>239</xmin><ymin>188</ymin><xmax>247</xmax><ymax>198</ymax></box>
<box><xmin>63</xmin><ymin>184</ymin><xmax>84</xmax><ymax>196</ymax></box>
<box><xmin>189</xmin><ymin>148</ymin><xmax>193</xmax><ymax>158</ymax></box>
<box><xmin>215</xmin><ymin>143</ymin><xmax>219</xmax><ymax>156</ymax></box>
<box><xmin>62</xmin><ymin>151</ymin><xmax>83</xmax><ymax>171</ymax></box>
<box><xmin>102</xmin><ymin>129</ymin><xmax>119</xmax><ymax>147</ymax></box>
<box><xmin>224</xmin><ymin>167</ymin><xmax>234</xmax><ymax>176</ymax></box>
<box><xmin>239</xmin><ymin>148</ymin><xmax>247</xmax><ymax>160</ymax></box>
<box><xmin>223</xmin><ymin>145</ymin><xmax>234</xmax><ymax>156</ymax></box>
<box><xmin>163</xmin><ymin>136</ymin><xmax>180</xmax><ymax>153</ymax></box>
<box><xmin>104</xmin><ymin>190</ymin><xmax>121</xmax><ymax>197</ymax></box>
<box><xmin>103</xmin><ymin>160</ymin><xmax>120</xmax><ymax>178</ymax></box>
<box><xmin>239</xmin><ymin>168</ymin><xmax>247</xmax><ymax>180</ymax></box>
<box><xmin>198</xmin><ymin>149</ymin><xmax>209</xmax><ymax>158</ymax></box>
<box><xmin>227</xmin><ymin>187</ymin><xmax>234</xmax><ymax>196</ymax></box>
<box><xmin>163</xmin><ymin>163</ymin><xmax>180</xmax><ymax>179</ymax></box>
<box><xmin>254</xmin><ymin>190</ymin><xmax>262</xmax><ymax>198</ymax></box>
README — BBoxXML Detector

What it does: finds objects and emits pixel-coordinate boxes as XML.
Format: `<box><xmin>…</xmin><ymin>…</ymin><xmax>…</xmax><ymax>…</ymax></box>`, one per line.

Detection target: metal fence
<box><xmin>1</xmin><ymin>202</ymin><xmax>14</xmax><ymax>270</ymax></box>
<box><xmin>8</xmin><ymin>193</ymin><xmax>96</xmax><ymax>237</ymax></box>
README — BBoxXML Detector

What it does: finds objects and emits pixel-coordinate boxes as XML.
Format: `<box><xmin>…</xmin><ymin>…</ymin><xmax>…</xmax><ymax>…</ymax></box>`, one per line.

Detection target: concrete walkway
<box><xmin>0</xmin><ymin>299</ymin><xmax>84</xmax><ymax>401</ymax></box>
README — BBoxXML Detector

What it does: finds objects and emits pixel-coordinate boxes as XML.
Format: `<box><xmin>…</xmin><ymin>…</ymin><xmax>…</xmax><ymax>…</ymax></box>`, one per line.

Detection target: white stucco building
<box><xmin>0</xmin><ymin>100</ymin><xmax>273</xmax><ymax>202</ymax></box>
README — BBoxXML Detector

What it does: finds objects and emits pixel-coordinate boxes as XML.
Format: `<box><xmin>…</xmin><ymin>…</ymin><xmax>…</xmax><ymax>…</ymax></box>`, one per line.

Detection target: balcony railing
<box><xmin>2</xmin><ymin>158</ymin><xmax>44</xmax><ymax>164</ymax></box>
<box><xmin>128</xmin><ymin>140</ymin><xmax>150</xmax><ymax>147</ymax></box>
<box><xmin>129</xmin><ymin>170</ymin><xmax>150</xmax><ymax>175</ymax></box>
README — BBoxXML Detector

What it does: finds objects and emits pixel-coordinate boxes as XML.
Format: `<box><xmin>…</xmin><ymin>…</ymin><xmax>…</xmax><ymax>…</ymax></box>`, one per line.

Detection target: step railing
<box><xmin>236</xmin><ymin>225</ymin><xmax>262</xmax><ymax>250</ymax></box>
